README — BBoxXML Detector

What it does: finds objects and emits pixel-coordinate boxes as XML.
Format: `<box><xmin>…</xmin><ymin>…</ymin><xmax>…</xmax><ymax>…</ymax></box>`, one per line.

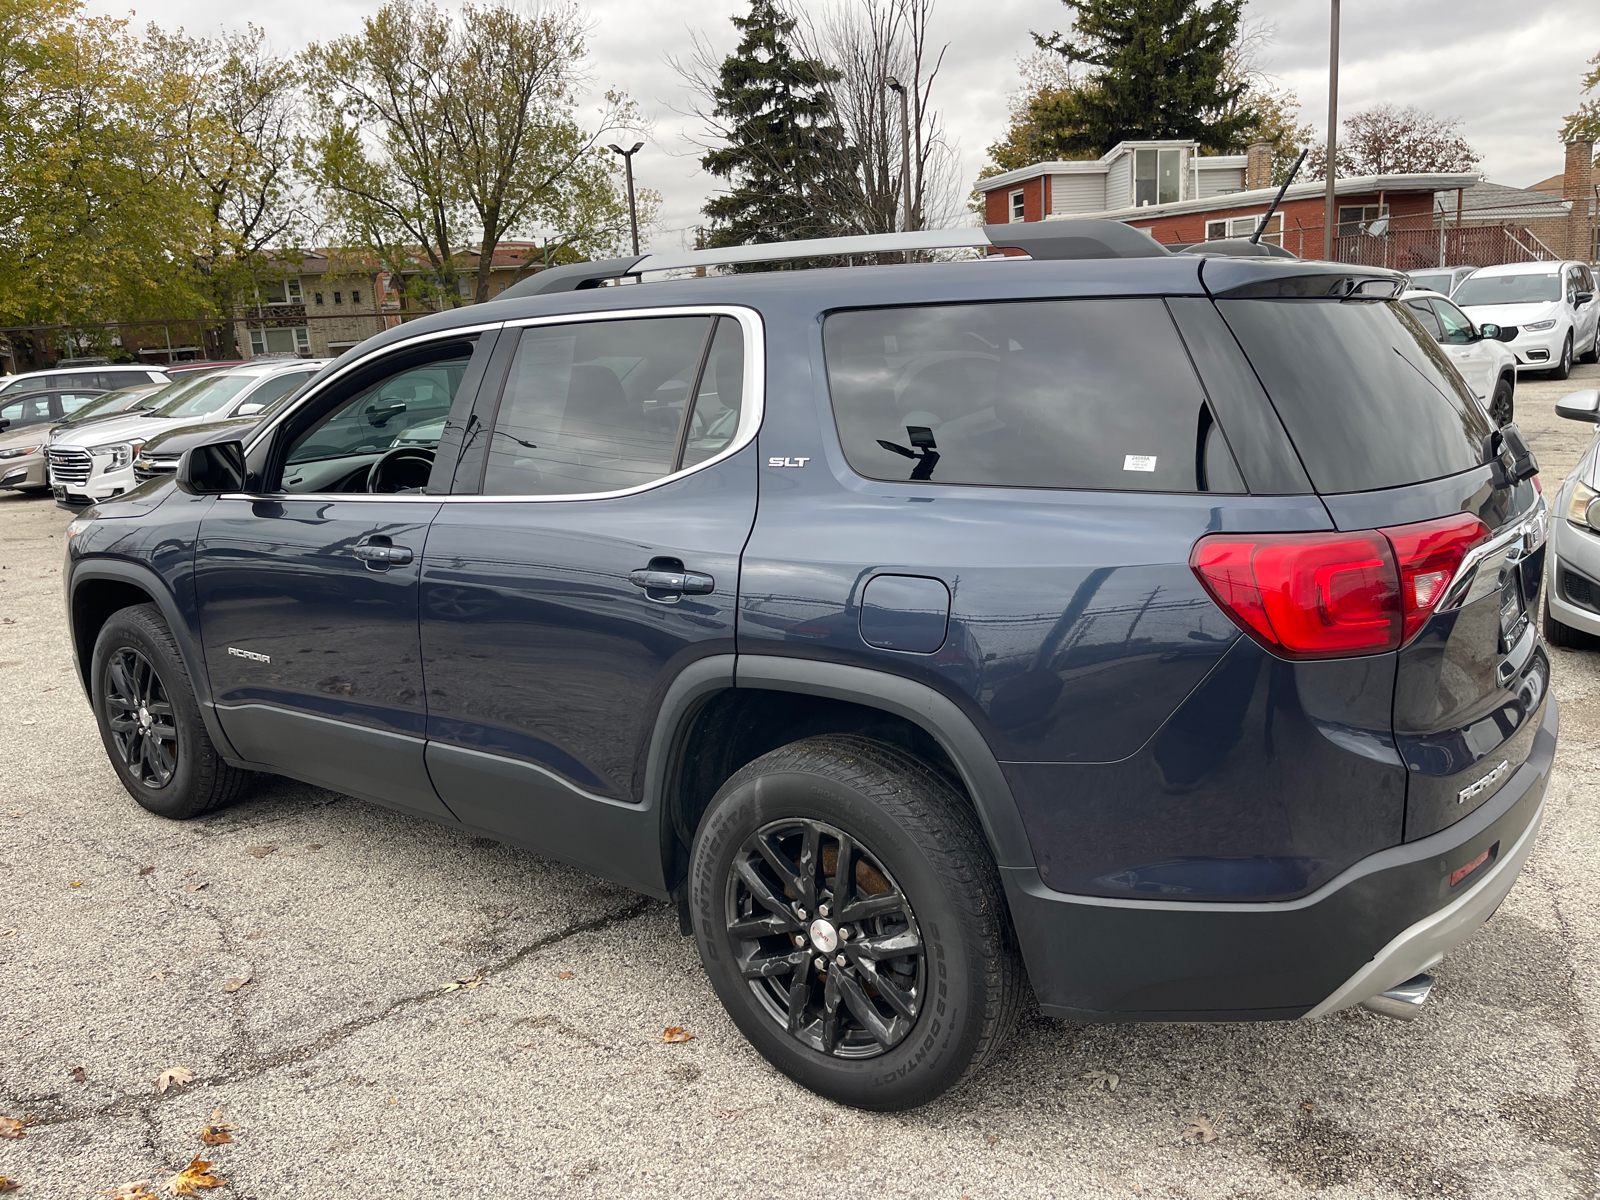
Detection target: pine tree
<box><xmin>700</xmin><ymin>0</ymin><xmax>846</xmax><ymax>249</ymax></box>
<box><xmin>1030</xmin><ymin>0</ymin><xmax>1255</xmax><ymax>157</ymax></box>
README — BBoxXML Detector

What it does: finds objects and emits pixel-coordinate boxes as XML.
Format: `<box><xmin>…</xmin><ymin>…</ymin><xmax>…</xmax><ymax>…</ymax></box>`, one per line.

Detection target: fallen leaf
<box><xmin>138</xmin><ymin>867</ymin><xmax>155</xmax><ymax>876</ymax></box>
<box><xmin>305</xmin><ymin>844</ymin><xmax>323</xmax><ymax>851</ymax></box>
<box><xmin>0</xmin><ymin>1117</ymin><xmax>23</xmax><ymax>1138</ymax></box>
<box><xmin>69</xmin><ymin>881</ymin><xmax>83</xmax><ymax>888</ymax></box>
<box><xmin>165</xmin><ymin>1155</ymin><xmax>225</xmax><ymax>1196</ymax></box>
<box><xmin>661</xmin><ymin>1026</ymin><xmax>695</xmax><ymax>1044</ymax></box>
<box><xmin>986</xmin><ymin>1135</ymin><xmax>1000</xmax><ymax>1145</ymax></box>
<box><xmin>149</xmin><ymin>970</ymin><xmax>170</xmax><ymax>984</ymax></box>
<box><xmin>1082</xmin><ymin>1070</ymin><xmax>1119</xmax><ymax>1091</ymax></box>
<box><xmin>6</xmin><ymin>810</ymin><xmax>27</xmax><ymax>818</ymax></box>
<box><xmin>244</xmin><ymin>845</ymin><xmax>277</xmax><ymax>859</ymax></box>
<box><xmin>0</xmin><ymin>1178</ymin><xmax>18</xmax><ymax>1193</ymax></box>
<box><xmin>221</xmin><ymin>977</ymin><xmax>251</xmax><ymax>993</ymax></box>
<box><xmin>155</xmin><ymin>1067</ymin><xmax>192</xmax><ymax>1094</ymax></box>
<box><xmin>244</xmin><ymin>931</ymin><xmax>263</xmax><ymax>941</ymax></box>
<box><xmin>387</xmin><ymin>1097</ymin><xmax>396</xmax><ymax>1105</ymax></box>
<box><xmin>440</xmin><ymin>974</ymin><xmax>483</xmax><ymax>992</ymax></box>
<box><xmin>1183</xmin><ymin>1113</ymin><xmax>1222</xmax><ymax>1143</ymax></box>
<box><xmin>102</xmin><ymin>1183</ymin><xmax>156</xmax><ymax>1199</ymax></box>
<box><xmin>0</xmin><ymin>930</ymin><xmax>15</xmax><ymax>938</ymax></box>
<box><xmin>182</xmin><ymin>881</ymin><xmax>209</xmax><ymax>893</ymax></box>
<box><xmin>556</xmin><ymin>971</ymin><xmax>574</xmax><ymax>979</ymax></box>
<box><xmin>197</xmin><ymin>1109</ymin><xmax>234</xmax><ymax>1147</ymax></box>
<box><xmin>1300</xmin><ymin>1102</ymin><xmax>1315</xmax><ymax>1112</ymax></box>
<box><xmin>69</xmin><ymin>1066</ymin><xmax>86</xmax><ymax>1084</ymax></box>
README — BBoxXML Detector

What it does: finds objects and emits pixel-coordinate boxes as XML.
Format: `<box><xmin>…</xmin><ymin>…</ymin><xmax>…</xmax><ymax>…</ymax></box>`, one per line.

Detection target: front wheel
<box><xmin>1582</xmin><ymin>325</ymin><xmax>1600</xmax><ymax>365</ymax></box>
<box><xmin>91</xmin><ymin>603</ymin><xmax>252</xmax><ymax>819</ymax></box>
<box><xmin>1489</xmin><ymin>375</ymin><xmax>1514</xmax><ymax>426</ymax></box>
<box><xmin>1551</xmin><ymin>332</ymin><xmax>1573</xmax><ymax>381</ymax></box>
<box><xmin>689</xmin><ymin>736</ymin><xmax>1022</xmax><ymax>1110</ymax></box>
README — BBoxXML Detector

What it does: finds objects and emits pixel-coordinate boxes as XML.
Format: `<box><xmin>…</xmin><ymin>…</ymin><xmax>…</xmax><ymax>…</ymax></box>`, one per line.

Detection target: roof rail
<box><xmin>497</xmin><ymin>219</ymin><xmax>1172</xmax><ymax>300</ymax></box>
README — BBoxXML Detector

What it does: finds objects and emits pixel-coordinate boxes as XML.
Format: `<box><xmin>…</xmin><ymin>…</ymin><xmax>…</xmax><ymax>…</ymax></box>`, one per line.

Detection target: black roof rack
<box><xmin>497</xmin><ymin>219</ymin><xmax>1175</xmax><ymax>300</ymax></box>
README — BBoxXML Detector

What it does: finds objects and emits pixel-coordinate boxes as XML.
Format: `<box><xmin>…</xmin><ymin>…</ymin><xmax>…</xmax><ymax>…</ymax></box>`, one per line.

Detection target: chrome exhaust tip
<box><xmin>1360</xmin><ymin>973</ymin><xmax>1435</xmax><ymax>1020</ymax></box>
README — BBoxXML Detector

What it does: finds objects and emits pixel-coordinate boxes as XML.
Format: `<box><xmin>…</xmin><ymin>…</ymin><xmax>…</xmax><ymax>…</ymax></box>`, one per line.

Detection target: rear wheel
<box><xmin>689</xmin><ymin>735</ymin><xmax>1022</xmax><ymax>1111</ymax></box>
<box><xmin>1551</xmin><ymin>332</ymin><xmax>1573</xmax><ymax>381</ymax></box>
<box><xmin>91</xmin><ymin>603</ymin><xmax>252</xmax><ymax>819</ymax></box>
<box><xmin>1488</xmin><ymin>375</ymin><xmax>1514</xmax><ymax>426</ymax></box>
<box><xmin>1582</xmin><ymin>326</ymin><xmax>1600</xmax><ymax>365</ymax></box>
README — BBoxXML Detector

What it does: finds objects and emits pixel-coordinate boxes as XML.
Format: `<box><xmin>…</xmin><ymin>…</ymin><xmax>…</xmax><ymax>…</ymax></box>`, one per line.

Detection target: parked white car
<box><xmin>1400</xmin><ymin>288</ymin><xmax>1519</xmax><ymax>425</ymax></box>
<box><xmin>1453</xmin><ymin>260</ymin><xmax>1600</xmax><ymax>380</ymax></box>
<box><xmin>47</xmin><ymin>358</ymin><xmax>326</xmax><ymax>507</ymax></box>
<box><xmin>1405</xmin><ymin>265</ymin><xmax>1478</xmax><ymax>297</ymax></box>
<box><xmin>0</xmin><ymin>363</ymin><xmax>168</xmax><ymax>397</ymax></box>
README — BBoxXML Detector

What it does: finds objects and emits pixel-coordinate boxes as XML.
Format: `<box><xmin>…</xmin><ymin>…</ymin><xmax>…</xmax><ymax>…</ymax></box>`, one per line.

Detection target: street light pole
<box><xmin>1323</xmin><ymin>0</ymin><xmax>1340</xmax><ymax>261</ymax></box>
<box><xmin>607</xmin><ymin>141</ymin><xmax>645</xmax><ymax>256</ymax></box>
<box><xmin>885</xmin><ymin>77</ymin><xmax>912</xmax><ymax>233</ymax></box>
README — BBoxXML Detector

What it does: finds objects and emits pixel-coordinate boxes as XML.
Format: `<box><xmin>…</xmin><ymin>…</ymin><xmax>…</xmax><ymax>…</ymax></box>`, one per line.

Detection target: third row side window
<box><xmin>482</xmin><ymin>315</ymin><xmax>746</xmax><ymax>496</ymax></box>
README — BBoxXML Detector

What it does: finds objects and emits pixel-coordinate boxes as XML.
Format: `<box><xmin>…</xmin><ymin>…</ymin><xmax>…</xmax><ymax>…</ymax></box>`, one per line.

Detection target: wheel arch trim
<box><xmin>67</xmin><ymin>558</ymin><xmax>242</xmax><ymax>761</ymax></box>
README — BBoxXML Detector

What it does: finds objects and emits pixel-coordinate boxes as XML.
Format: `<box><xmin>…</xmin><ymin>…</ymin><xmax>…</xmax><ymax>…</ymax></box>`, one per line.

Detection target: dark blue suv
<box><xmin>63</xmin><ymin>221</ymin><xmax>1556</xmax><ymax>1110</ymax></box>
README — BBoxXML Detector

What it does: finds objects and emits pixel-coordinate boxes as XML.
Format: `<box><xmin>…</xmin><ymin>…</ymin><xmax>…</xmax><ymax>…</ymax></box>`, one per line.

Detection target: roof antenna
<box><xmin>1251</xmin><ymin>148</ymin><xmax>1309</xmax><ymax>245</ymax></box>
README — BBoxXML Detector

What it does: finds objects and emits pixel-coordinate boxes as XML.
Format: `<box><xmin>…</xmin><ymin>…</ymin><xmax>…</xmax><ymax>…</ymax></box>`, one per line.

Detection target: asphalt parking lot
<box><xmin>3</xmin><ymin>361</ymin><xmax>1600</xmax><ymax>1199</ymax></box>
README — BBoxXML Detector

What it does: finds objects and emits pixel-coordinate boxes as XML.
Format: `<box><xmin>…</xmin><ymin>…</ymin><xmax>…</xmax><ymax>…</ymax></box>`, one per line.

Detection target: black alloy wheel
<box><xmin>1489</xmin><ymin>376</ymin><xmax>1515</xmax><ymax>427</ymax></box>
<box><xmin>690</xmin><ymin>735</ymin><xmax>1022</xmax><ymax>1110</ymax></box>
<box><xmin>727</xmin><ymin>817</ymin><xmax>924</xmax><ymax>1059</ymax></box>
<box><xmin>91</xmin><ymin>602</ymin><xmax>252</xmax><ymax>819</ymax></box>
<box><xmin>103</xmin><ymin>646</ymin><xmax>178</xmax><ymax>788</ymax></box>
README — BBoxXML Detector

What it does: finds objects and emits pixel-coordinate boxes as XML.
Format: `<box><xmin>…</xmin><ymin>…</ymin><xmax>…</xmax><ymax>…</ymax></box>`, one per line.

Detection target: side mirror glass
<box><xmin>175</xmin><ymin>439</ymin><xmax>246</xmax><ymax>495</ymax></box>
<box><xmin>1555</xmin><ymin>389</ymin><xmax>1600</xmax><ymax>424</ymax></box>
<box><xmin>1478</xmin><ymin>322</ymin><xmax>1501</xmax><ymax>341</ymax></box>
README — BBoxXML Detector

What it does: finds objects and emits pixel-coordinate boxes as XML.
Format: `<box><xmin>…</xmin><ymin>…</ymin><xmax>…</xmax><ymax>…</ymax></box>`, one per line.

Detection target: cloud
<box><xmin>86</xmin><ymin>0</ymin><xmax>1597</xmax><ymax>248</ymax></box>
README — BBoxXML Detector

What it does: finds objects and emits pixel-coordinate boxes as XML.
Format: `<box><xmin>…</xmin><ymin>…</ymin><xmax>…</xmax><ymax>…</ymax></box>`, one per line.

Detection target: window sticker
<box><xmin>1123</xmin><ymin>455</ymin><xmax>1157</xmax><ymax>472</ymax></box>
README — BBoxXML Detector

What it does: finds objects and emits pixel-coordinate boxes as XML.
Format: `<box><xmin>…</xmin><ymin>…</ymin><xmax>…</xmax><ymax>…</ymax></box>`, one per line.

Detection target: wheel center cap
<box><xmin>809</xmin><ymin>918</ymin><xmax>838</xmax><ymax>954</ymax></box>
<box><xmin>138</xmin><ymin>706</ymin><xmax>151</xmax><ymax>729</ymax></box>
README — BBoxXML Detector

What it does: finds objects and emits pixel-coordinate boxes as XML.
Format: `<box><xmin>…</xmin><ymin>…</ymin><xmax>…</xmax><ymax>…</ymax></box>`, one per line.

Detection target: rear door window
<box><xmin>1217</xmin><ymin>298</ymin><xmax>1491</xmax><ymax>494</ymax></box>
<box><xmin>823</xmin><ymin>300</ymin><xmax>1244</xmax><ymax>493</ymax></box>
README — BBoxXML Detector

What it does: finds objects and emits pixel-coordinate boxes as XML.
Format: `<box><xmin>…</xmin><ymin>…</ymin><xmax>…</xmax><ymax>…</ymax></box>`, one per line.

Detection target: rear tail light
<box><xmin>1191</xmin><ymin>513</ymin><xmax>1491</xmax><ymax>659</ymax></box>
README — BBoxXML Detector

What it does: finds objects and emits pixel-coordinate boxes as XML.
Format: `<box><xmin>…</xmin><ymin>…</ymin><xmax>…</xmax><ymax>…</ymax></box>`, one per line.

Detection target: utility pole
<box><xmin>1323</xmin><ymin>0</ymin><xmax>1340</xmax><ymax>261</ymax></box>
<box><xmin>607</xmin><ymin>142</ymin><xmax>645</xmax><ymax>256</ymax></box>
<box><xmin>885</xmin><ymin>77</ymin><xmax>912</xmax><ymax>233</ymax></box>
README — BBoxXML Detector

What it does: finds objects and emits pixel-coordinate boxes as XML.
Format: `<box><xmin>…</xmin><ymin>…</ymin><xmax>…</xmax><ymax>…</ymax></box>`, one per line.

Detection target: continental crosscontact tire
<box><xmin>689</xmin><ymin>735</ymin><xmax>1023</xmax><ymax>1110</ymax></box>
<box><xmin>90</xmin><ymin>603</ymin><xmax>252</xmax><ymax>819</ymax></box>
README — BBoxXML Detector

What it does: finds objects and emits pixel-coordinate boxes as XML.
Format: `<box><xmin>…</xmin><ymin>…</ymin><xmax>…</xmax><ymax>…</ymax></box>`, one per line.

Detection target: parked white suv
<box><xmin>48</xmin><ymin>359</ymin><xmax>326</xmax><ymax>506</ymax></box>
<box><xmin>0</xmin><ymin>364</ymin><xmax>168</xmax><ymax>397</ymax></box>
<box><xmin>1453</xmin><ymin>260</ymin><xmax>1600</xmax><ymax>380</ymax></box>
<box><xmin>1401</xmin><ymin>288</ymin><xmax>1519</xmax><ymax>425</ymax></box>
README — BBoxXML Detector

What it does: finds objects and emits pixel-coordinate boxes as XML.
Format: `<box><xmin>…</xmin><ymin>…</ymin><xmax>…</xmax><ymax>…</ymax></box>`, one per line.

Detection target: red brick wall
<box><xmin>983</xmin><ymin>177</ymin><xmax>1047</xmax><ymax>225</ymax></box>
<box><xmin>1126</xmin><ymin>192</ymin><xmax>1436</xmax><ymax>253</ymax></box>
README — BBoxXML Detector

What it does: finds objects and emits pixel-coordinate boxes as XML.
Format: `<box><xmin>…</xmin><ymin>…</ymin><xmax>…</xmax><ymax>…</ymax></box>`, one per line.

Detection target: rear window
<box><xmin>823</xmin><ymin>300</ymin><xmax>1244</xmax><ymax>493</ymax></box>
<box><xmin>1218</xmin><ymin>299</ymin><xmax>1490</xmax><ymax>494</ymax></box>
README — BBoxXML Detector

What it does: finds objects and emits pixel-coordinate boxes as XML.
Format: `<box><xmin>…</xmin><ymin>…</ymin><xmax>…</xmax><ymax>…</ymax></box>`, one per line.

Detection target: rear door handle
<box><xmin>355</xmin><ymin>544</ymin><xmax>413</xmax><ymax>566</ymax></box>
<box><xmin>629</xmin><ymin>568</ymin><xmax>714</xmax><ymax>595</ymax></box>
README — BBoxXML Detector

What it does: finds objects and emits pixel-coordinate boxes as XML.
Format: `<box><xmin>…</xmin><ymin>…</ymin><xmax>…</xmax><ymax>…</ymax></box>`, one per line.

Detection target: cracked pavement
<box><xmin>3</xmin><ymin>362</ymin><xmax>1600</xmax><ymax>1199</ymax></box>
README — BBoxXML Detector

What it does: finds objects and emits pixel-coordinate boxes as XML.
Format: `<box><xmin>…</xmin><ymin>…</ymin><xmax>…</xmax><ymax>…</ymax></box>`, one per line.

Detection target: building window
<box><xmin>259</xmin><ymin>277</ymin><xmax>304</xmax><ymax>305</ymax></box>
<box><xmin>1337</xmin><ymin>204</ymin><xmax>1389</xmax><ymax>236</ymax></box>
<box><xmin>1009</xmin><ymin>189</ymin><xmax>1026</xmax><ymax>222</ymax></box>
<box><xmin>314</xmin><ymin>292</ymin><xmax>324</xmax><ymax>305</ymax></box>
<box><xmin>1134</xmin><ymin>148</ymin><xmax>1181</xmax><ymax>207</ymax></box>
<box><xmin>351</xmin><ymin>290</ymin><xmax>361</xmax><ymax>305</ymax></box>
<box><xmin>247</xmin><ymin>326</ymin><xmax>311</xmax><ymax>357</ymax></box>
<box><xmin>1206</xmin><ymin>214</ymin><xmax>1283</xmax><ymax>246</ymax></box>
<box><xmin>333</xmin><ymin>291</ymin><xmax>342</xmax><ymax>305</ymax></box>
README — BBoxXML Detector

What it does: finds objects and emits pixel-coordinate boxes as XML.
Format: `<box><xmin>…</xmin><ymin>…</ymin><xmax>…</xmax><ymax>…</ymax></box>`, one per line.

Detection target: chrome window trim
<box><xmin>225</xmin><ymin>305</ymin><xmax>764</xmax><ymax>506</ymax></box>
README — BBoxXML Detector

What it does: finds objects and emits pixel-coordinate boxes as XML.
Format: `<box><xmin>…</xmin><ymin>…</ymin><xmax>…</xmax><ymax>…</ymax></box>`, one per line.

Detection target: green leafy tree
<box><xmin>1030</xmin><ymin>0</ymin><xmax>1256</xmax><ymax>157</ymax></box>
<box><xmin>1562</xmin><ymin>49</ymin><xmax>1600</xmax><ymax>145</ymax></box>
<box><xmin>698</xmin><ymin>0</ymin><xmax>848</xmax><ymax>249</ymax></box>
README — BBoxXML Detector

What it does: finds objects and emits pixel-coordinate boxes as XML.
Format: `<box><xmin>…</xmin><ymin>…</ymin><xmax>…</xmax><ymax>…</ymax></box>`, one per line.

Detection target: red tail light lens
<box><xmin>1191</xmin><ymin>513</ymin><xmax>1491</xmax><ymax>660</ymax></box>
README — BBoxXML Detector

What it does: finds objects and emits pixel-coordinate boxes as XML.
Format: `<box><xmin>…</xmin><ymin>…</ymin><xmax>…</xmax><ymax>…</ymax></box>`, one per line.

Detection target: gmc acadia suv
<box><xmin>62</xmin><ymin>221</ymin><xmax>1556</xmax><ymax>1111</ymax></box>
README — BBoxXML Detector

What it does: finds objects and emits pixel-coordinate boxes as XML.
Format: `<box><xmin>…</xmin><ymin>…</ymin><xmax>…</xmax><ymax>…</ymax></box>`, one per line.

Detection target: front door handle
<box><xmin>629</xmin><ymin>568</ymin><xmax>714</xmax><ymax>595</ymax></box>
<box><xmin>355</xmin><ymin>543</ymin><xmax>413</xmax><ymax>566</ymax></box>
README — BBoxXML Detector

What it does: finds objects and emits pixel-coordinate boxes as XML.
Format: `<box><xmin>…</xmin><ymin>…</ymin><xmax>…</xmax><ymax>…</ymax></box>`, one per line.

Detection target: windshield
<box><xmin>1453</xmin><ymin>271</ymin><xmax>1562</xmax><ymax>306</ymax></box>
<box><xmin>1408</xmin><ymin>272</ymin><xmax>1453</xmax><ymax>294</ymax></box>
<box><xmin>61</xmin><ymin>384</ymin><xmax>165</xmax><ymax>422</ymax></box>
<box><xmin>156</xmin><ymin>373</ymin><xmax>257</xmax><ymax>419</ymax></box>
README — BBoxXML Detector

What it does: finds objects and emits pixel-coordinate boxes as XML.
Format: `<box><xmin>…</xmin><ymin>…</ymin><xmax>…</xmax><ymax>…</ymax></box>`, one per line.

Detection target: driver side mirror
<box><xmin>0</xmin><ymin>418</ymin><xmax>8</xmax><ymax>433</ymax></box>
<box><xmin>1577</xmin><ymin>291</ymin><xmax>1595</xmax><ymax>307</ymax></box>
<box><xmin>234</xmin><ymin>402</ymin><xmax>264</xmax><ymax>417</ymax></box>
<box><xmin>1556</xmin><ymin>389</ymin><xmax>1600</xmax><ymax>424</ymax></box>
<box><xmin>175</xmin><ymin>439</ymin><xmax>246</xmax><ymax>495</ymax></box>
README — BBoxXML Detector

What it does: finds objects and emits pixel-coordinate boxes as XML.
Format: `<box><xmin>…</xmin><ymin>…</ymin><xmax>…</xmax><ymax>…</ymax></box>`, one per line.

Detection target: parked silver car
<box><xmin>1545</xmin><ymin>388</ymin><xmax>1600</xmax><ymax>645</ymax></box>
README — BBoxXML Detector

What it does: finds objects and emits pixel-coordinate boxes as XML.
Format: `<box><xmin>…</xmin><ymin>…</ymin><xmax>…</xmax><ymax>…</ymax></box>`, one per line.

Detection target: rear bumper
<box><xmin>1003</xmin><ymin>694</ymin><xmax>1556</xmax><ymax>1022</ymax></box>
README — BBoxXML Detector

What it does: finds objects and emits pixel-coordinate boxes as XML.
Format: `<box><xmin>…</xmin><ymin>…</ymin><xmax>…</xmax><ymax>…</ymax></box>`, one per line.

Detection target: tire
<box><xmin>1550</xmin><ymin>332</ymin><xmax>1573</xmax><ymax>381</ymax></box>
<box><xmin>90</xmin><ymin>603</ymin><xmax>252</xmax><ymax>819</ymax></box>
<box><xmin>1543</xmin><ymin>597</ymin><xmax>1590</xmax><ymax>649</ymax></box>
<box><xmin>1582</xmin><ymin>326</ymin><xmax>1600</xmax><ymax>365</ymax></box>
<box><xmin>689</xmin><ymin>735</ymin><xmax>1023</xmax><ymax>1111</ymax></box>
<box><xmin>1489</xmin><ymin>375</ymin><xmax>1514</xmax><ymax>426</ymax></box>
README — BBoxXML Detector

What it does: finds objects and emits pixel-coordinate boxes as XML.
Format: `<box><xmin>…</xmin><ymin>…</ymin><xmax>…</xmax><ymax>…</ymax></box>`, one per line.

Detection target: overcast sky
<box><xmin>93</xmin><ymin>0</ymin><xmax>1597</xmax><ymax>251</ymax></box>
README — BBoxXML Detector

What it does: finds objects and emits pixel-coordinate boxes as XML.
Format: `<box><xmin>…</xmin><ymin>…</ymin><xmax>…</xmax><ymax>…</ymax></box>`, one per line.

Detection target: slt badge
<box><xmin>768</xmin><ymin>457</ymin><xmax>810</xmax><ymax>468</ymax></box>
